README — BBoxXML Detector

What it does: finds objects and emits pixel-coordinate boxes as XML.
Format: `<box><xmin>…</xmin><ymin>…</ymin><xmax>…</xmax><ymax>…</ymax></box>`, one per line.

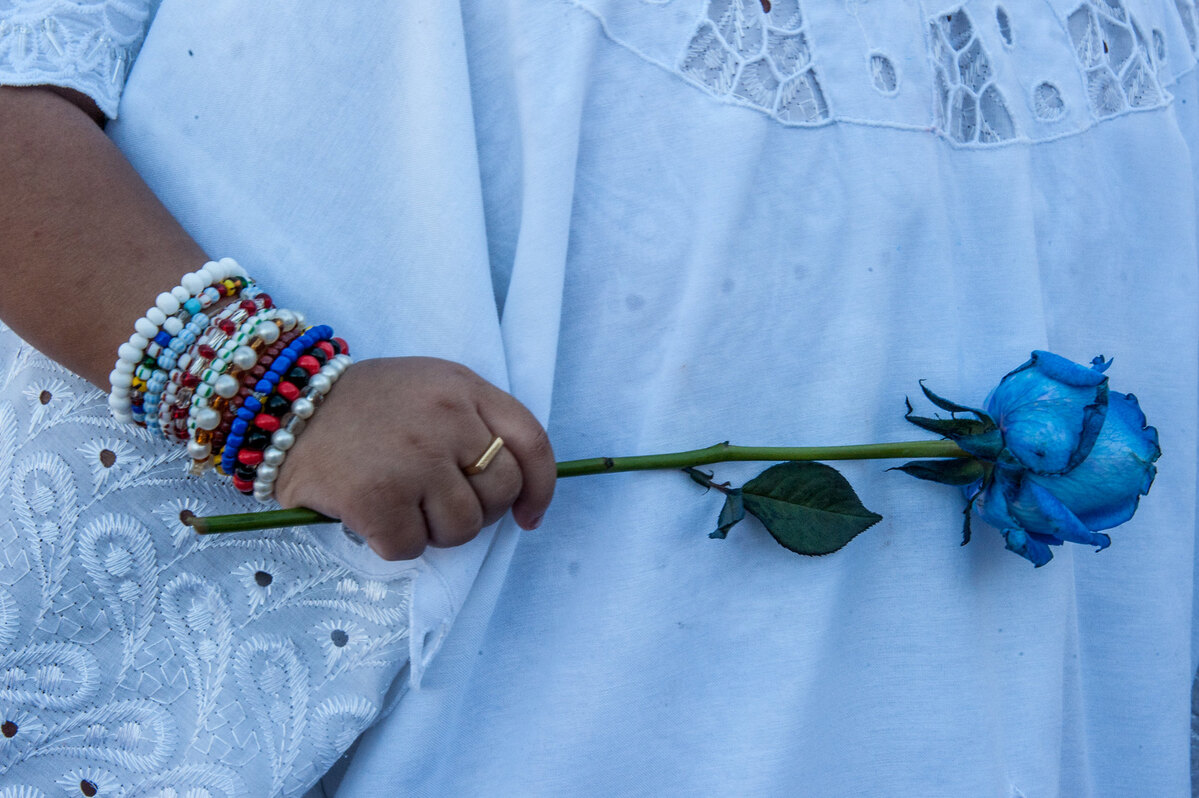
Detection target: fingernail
<box><xmin>529</xmin><ymin>513</ymin><xmax>543</xmax><ymax>530</ymax></box>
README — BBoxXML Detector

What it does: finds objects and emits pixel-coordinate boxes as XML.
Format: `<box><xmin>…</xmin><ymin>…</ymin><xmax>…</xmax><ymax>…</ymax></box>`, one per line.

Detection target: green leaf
<box><xmin>918</xmin><ymin>381</ymin><xmax>993</xmax><ymax>421</ymax></box>
<box><xmin>709</xmin><ymin>490</ymin><xmax>745</xmax><ymax>539</ymax></box>
<box><xmin>904</xmin><ymin>407</ymin><xmax>991</xmax><ymax>439</ymax></box>
<box><xmin>891</xmin><ymin>458</ymin><xmax>986</xmax><ymax>486</ymax></box>
<box><xmin>740</xmin><ymin>461</ymin><xmax>882</xmax><ymax>556</ymax></box>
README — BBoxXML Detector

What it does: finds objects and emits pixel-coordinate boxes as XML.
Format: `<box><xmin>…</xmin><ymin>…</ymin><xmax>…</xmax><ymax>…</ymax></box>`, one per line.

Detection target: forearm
<box><xmin>0</xmin><ymin>85</ymin><xmax>208</xmax><ymax>387</ymax></box>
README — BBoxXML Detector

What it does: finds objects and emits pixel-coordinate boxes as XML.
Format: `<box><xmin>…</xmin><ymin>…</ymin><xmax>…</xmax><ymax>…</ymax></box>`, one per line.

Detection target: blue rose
<box><xmin>964</xmin><ymin>352</ymin><xmax>1160</xmax><ymax>566</ymax></box>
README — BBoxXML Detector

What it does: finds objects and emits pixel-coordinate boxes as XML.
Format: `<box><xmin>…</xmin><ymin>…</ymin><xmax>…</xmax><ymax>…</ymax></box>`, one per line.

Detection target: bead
<box><xmin>254</xmin><ymin>413</ymin><xmax>281</xmax><ymax>432</ymax></box>
<box><xmin>134</xmin><ymin>317</ymin><xmax>158</xmax><ymax>339</ymax></box>
<box><xmin>244</xmin><ymin>427</ymin><xmax>272</xmax><ymax>450</ymax></box>
<box><xmin>284</xmin><ymin>416</ymin><xmax>306</xmax><ymax>435</ymax></box>
<box><xmin>256</xmin><ymin>462</ymin><xmax>278</xmax><ymax>482</ymax></box>
<box><xmin>308</xmin><ymin>373</ymin><xmax>333</xmax><ymax>395</ymax></box>
<box><xmin>285</xmin><ymin>367</ymin><xmax>309</xmax><ymax>389</ymax></box>
<box><xmin>263</xmin><ymin>446</ymin><xmax>286</xmax><ymax>466</ymax></box>
<box><xmin>237</xmin><ymin>448</ymin><xmax>264</xmax><ymax>466</ymax></box>
<box><xmin>231</xmin><ymin>346</ymin><xmax>258</xmax><ymax>370</ymax></box>
<box><xmin>214</xmin><ymin>374</ymin><xmax>239</xmax><ymax>398</ymax></box>
<box><xmin>272</xmin><ymin>429</ymin><xmax>296</xmax><ymax>450</ymax></box>
<box><xmin>233</xmin><ymin>462</ymin><xmax>257</xmax><ymax>480</ymax></box>
<box><xmin>108</xmin><ymin>370</ymin><xmax>133</xmax><ymax>388</ymax></box>
<box><xmin>259</xmin><ymin>293</ymin><xmax>273</xmax><ymax>309</ymax></box>
<box><xmin>187</xmin><ymin>439</ymin><xmax>212</xmax><ymax>459</ymax></box>
<box><xmin>197</xmin><ymin>344</ymin><xmax>217</xmax><ymax>360</ymax></box>
<box><xmin>117</xmin><ymin>342</ymin><xmax>142</xmax><ymax>363</ymax></box>
<box><xmin>108</xmin><ymin>393</ymin><xmax>132</xmax><ymax>411</ymax></box>
<box><xmin>232</xmin><ymin>475</ymin><xmax>255</xmax><ymax>493</ymax></box>
<box><xmin>171</xmin><ymin>285</ymin><xmax>191</xmax><ymax>303</ymax></box>
<box><xmin>183</xmin><ymin>297</ymin><xmax>202</xmax><ymax>314</ymax></box>
<box><xmin>194</xmin><ymin>407</ymin><xmax>222</xmax><ymax>430</ymax></box>
<box><xmin>114</xmin><ymin>359</ymin><xmax>135</xmax><ymax>374</ymax></box>
<box><xmin>332</xmin><ymin>337</ymin><xmax>350</xmax><ymax>355</ymax></box>
<box><xmin>277</xmin><ymin>310</ymin><xmax>297</xmax><ymax>330</ymax></box>
<box><xmin>155</xmin><ymin>292</ymin><xmax>181</xmax><ymax>316</ymax></box>
<box><xmin>243</xmin><ymin>395</ymin><xmax>263</xmax><ymax>413</ymax></box>
<box><xmin>254</xmin><ymin>489</ymin><xmax>275</xmax><ymax>503</ymax></box>
<box><xmin>256</xmin><ymin>321</ymin><xmax>280</xmax><ymax>345</ymax></box>
<box><xmin>315</xmin><ymin>341</ymin><xmax>336</xmax><ymax>360</ymax></box>
<box><xmin>278</xmin><ymin>381</ymin><xmax>301</xmax><ymax>401</ymax></box>
<box><xmin>291</xmin><ymin>397</ymin><xmax>316</xmax><ymax>419</ymax></box>
<box><xmin>181</xmin><ymin>373</ymin><xmax>200</xmax><ymax>389</ymax></box>
<box><xmin>265</xmin><ymin>393</ymin><xmax>291</xmax><ymax>416</ymax></box>
<box><xmin>163</xmin><ymin>316</ymin><xmax>184</xmax><ymax>336</ymax></box>
<box><xmin>181</xmin><ymin>271</ymin><xmax>205</xmax><ymax>294</ymax></box>
<box><xmin>297</xmin><ymin>355</ymin><xmax>320</xmax><ymax>375</ymax></box>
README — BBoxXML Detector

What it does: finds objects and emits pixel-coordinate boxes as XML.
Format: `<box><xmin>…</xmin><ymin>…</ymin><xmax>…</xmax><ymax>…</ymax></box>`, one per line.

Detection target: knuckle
<box><xmin>434</xmin><ymin>499</ymin><xmax>484</xmax><ymax>548</ymax></box>
<box><xmin>495</xmin><ymin>463</ymin><xmax>523</xmax><ymax>504</ymax></box>
<box><xmin>365</xmin><ymin>527</ymin><xmax>427</xmax><ymax>561</ymax></box>
<box><xmin>526</xmin><ymin>428</ymin><xmax>555</xmax><ymax>470</ymax></box>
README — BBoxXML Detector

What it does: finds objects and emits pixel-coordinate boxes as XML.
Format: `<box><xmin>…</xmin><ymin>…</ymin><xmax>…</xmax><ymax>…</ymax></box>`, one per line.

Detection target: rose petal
<box><xmin>986</xmin><ymin>351</ymin><xmax>1108</xmax><ymax>475</ymax></box>
<box><xmin>1003</xmin><ymin>475</ymin><xmax>1111</xmax><ymax>550</ymax></box>
<box><xmin>1028</xmin><ymin>391</ymin><xmax>1160</xmax><ymax>530</ymax></box>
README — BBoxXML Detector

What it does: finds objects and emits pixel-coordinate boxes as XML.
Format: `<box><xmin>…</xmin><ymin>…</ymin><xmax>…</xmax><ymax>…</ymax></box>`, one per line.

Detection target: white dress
<box><xmin>2</xmin><ymin>0</ymin><xmax>1198</xmax><ymax>795</ymax></box>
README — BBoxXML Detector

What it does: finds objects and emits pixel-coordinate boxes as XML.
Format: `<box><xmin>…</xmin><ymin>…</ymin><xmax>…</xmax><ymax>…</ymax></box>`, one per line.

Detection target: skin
<box><xmin>0</xmin><ymin>85</ymin><xmax>556</xmax><ymax>559</ymax></box>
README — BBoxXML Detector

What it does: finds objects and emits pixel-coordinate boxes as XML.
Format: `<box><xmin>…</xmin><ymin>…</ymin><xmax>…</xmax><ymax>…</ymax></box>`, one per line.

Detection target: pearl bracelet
<box><xmin>253</xmin><ymin>354</ymin><xmax>353</xmax><ymax>501</ymax></box>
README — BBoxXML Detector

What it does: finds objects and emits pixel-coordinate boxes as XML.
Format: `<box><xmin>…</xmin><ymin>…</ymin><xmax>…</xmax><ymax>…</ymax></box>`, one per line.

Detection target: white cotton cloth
<box><xmin>3</xmin><ymin>0</ymin><xmax>1199</xmax><ymax>795</ymax></box>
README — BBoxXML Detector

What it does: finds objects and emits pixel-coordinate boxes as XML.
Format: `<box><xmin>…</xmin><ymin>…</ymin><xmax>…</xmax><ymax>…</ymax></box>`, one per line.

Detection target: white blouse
<box><xmin>3</xmin><ymin>0</ymin><xmax>1198</xmax><ymax>795</ymax></box>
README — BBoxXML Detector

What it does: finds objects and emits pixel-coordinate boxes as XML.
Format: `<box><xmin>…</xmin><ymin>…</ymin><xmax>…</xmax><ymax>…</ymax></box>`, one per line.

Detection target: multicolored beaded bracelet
<box><xmin>253</xmin><ymin>353</ymin><xmax>353</xmax><ymax>500</ymax></box>
<box><xmin>108</xmin><ymin>258</ymin><xmax>248</xmax><ymax>424</ymax></box>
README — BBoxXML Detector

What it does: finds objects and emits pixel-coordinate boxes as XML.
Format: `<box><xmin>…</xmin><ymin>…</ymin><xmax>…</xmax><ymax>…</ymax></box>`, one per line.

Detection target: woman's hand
<box><xmin>273</xmin><ymin>357</ymin><xmax>556</xmax><ymax>560</ymax></box>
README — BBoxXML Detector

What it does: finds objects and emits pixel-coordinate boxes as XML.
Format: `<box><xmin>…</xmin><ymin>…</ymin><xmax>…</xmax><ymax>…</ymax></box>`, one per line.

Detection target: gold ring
<box><xmin>464</xmin><ymin>436</ymin><xmax>504</xmax><ymax>475</ymax></box>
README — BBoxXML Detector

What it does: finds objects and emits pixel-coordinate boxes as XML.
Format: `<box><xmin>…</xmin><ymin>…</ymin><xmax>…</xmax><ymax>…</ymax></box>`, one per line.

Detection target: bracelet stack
<box><xmin>109</xmin><ymin>258</ymin><xmax>351</xmax><ymax>503</ymax></box>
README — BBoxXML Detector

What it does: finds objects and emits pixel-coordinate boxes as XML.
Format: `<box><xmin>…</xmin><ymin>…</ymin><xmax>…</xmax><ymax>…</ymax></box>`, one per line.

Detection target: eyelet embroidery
<box><xmin>929</xmin><ymin>8</ymin><xmax>1016</xmax><ymax>143</ymax></box>
<box><xmin>680</xmin><ymin>0</ymin><xmax>830</xmax><ymax>124</ymax></box>
<box><xmin>1066</xmin><ymin>0</ymin><xmax>1164</xmax><ymax>116</ymax></box>
<box><xmin>0</xmin><ymin>320</ymin><xmax>415</xmax><ymax>796</ymax></box>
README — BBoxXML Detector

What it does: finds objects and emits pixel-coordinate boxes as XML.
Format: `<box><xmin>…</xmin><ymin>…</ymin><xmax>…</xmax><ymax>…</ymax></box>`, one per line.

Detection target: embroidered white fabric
<box><xmin>0</xmin><ymin>321</ymin><xmax>417</xmax><ymax>797</ymax></box>
<box><xmin>4</xmin><ymin>0</ymin><xmax>1199</xmax><ymax>794</ymax></box>
<box><xmin>0</xmin><ymin>0</ymin><xmax>160</xmax><ymax>118</ymax></box>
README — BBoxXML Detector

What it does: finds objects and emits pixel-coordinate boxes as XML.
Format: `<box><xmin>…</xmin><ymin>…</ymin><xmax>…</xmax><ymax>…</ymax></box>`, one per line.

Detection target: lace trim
<box><xmin>929</xmin><ymin>8</ymin><xmax>1017</xmax><ymax>143</ymax></box>
<box><xmin>0</xmin><ymin>1</ymin><xmax>156</xmax><ymax>118</ymax></box>
<box><xmin>680</xmin><ymin>0</ymin><xmax>830</xmax><ymax>125</ymax></box>
<box><xmin>1064</xmin><ymin>0</ymin><xmax>1167</xmax><ymax>118</ymax></box>
<box><xmin>0</xmin><ymin>322</ymin><xmax>414</xmax><ymax>796</ymax></box>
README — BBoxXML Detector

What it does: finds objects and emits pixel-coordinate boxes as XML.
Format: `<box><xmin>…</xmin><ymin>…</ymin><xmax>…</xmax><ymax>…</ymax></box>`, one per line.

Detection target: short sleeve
<box><xmin>0</xmin><ymin>0</ymin><xmax>160</xmax><ymax>118</ymax></box>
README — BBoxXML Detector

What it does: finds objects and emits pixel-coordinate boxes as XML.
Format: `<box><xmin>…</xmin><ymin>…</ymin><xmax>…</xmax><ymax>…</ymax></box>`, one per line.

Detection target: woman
<box><xmin>2</xmin><ymin>1</ymin><xmax>1196</xmax><ymax>795</ymax></box>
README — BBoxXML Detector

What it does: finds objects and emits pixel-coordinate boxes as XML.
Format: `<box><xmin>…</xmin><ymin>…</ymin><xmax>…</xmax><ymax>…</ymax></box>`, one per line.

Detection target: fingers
<box><xmin>463</xmin><ymin>446</ymin><xmax>524</xmax><ymax>527</ymax></box>
<box><xmin>476</xmin><ymin>395</ymin><xmax>556</xmax><ymax>530</ymax></box>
